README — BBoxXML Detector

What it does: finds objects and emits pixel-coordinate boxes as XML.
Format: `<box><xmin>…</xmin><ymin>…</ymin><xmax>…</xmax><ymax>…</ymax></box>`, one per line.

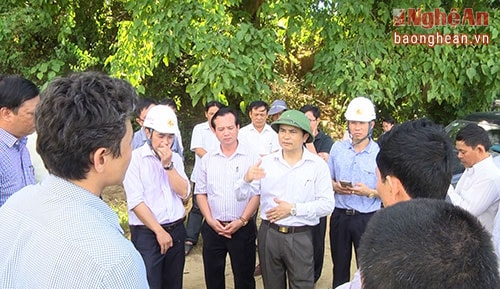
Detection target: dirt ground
<box><xmin>103</xmin><ymin>185</ymin><xmax>354</xmax><ymax>289</ymax></box>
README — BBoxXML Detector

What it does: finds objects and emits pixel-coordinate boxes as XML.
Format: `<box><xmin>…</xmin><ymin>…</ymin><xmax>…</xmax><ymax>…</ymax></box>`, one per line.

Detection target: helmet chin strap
<box><xmin>146</xmin><ymin>128</ymin><xmax>161</xmax><ymax>160</ymax></box>
<box><xmin>348</xmin><ymin>122</ymin><xmax>373</xmax><ymax>146</ymax></box>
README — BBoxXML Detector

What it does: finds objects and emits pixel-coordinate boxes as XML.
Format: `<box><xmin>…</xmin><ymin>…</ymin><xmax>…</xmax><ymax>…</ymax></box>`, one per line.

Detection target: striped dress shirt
<box><xmin>0</xmin><ymin>128</ymin><xmax>35</xmax><ymax>207</ymax></box>
<box><xmin>194</xmin><ymin>143</ymin><xmax>260</xmax><ymax>221</ymax></box>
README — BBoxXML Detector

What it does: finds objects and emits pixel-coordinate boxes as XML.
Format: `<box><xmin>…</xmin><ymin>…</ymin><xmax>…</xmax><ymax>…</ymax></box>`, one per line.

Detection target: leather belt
<box><xmin>161</xmin><ymin>217</ymin><xmax>186</xmax><ymax>231</ymax></box>
<box><xmin>262</xmin><ymin>219</ymin><xmax>310</xmax><ymax>234</ymax></box>
<box><xmin>336</xmin><ymin>208</ymin><xmax>374</xmax><ymax>216</ymax></box>
<box><xmin>217</xmin><ymin>220</ymin><xmax>233</xmax><ymax>226</ymax></box>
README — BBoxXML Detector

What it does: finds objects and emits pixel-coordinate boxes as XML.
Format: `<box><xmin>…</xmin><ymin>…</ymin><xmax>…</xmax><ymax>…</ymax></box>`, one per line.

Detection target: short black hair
<box><xmin>160</xmin><ymin>98</ymin><xmax>177</xmax><ymax>111</ymax></box>
<box><xmin>299</xmin><ymin>104</ymin><xmax>320</xmax><ymax>119</ymax></box>
<box><xmin>0</xmin><ymin>75</ymin><xmax>39</xmax><ymax>113</ymax></box>
<box><xmin>359</xmin><ymin>199</ymin><xmax>500</xmax><ymax>289</ymax></box>
<box><xmin>210</xmin><ymin>107</ymin><xmax>240</xmax><ymax>129</ymax></box>
<box><xmin>36</xmin><ymin>71</ymin><xmax>137</xmax><ymax>180</ymax></box>
<box><xmin>247</xmin><ymin>100</ymin><xmax>269</xmax><ymax>113</ymax></box>
<box><xmin>376</xmin><ymin>118</ymin><xmax>453</xmax><ymax>200</ymax></box>
<box><xmin>134</xmin><ymin>97</ymin><xmax>157</xmax><ymax>117</ymax></box>
<box><xmin>456</xmin><ymin>123</ymin><xmax>491</xmax><ymax>151</ymax></box>
<box><xmin>205</xmin><ymin>100</ymin><xmax>224</xmax><ymax>112</ymax></box>
<box><xmin>381</xmin><ymin>115</ymin><xmax>395</xmax><ymax>125</ymax></box>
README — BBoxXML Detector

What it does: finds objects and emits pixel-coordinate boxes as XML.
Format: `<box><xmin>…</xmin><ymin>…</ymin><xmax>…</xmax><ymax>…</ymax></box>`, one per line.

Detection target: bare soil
<box><xmin>102</xmin><ymin>185</ymin><xmax>345</xmax><ymax>289</ymax></box>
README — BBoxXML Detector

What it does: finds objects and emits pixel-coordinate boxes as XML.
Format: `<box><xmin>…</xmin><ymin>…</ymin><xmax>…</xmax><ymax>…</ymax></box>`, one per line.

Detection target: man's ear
<box><xmin>145</xmin><ymin>128</ymin><xmax>152</xmax><ymax>139</ymax></box>
<box><xmin>474</xmin><ymin>144</ymin><xmax>487</xmax><ymax>154</ymax></box>
<box><xmin>91</xmin><ymin>148</ymin><xmax>108</xmax><ymax>173</ymax></box>
<box><xmin>387</xmin><ymin>175</ymin><xmax>411</xmax><ymax>202</ymax></box>
<box><xmin>0</xmin><ymin>107</ymin><xmax>13</xmax><ymax>121</ymax></box>
<box><xmin>303</xmin><ymin>133</ymin><xmax>310</xmax><ymax>143</ymax></box>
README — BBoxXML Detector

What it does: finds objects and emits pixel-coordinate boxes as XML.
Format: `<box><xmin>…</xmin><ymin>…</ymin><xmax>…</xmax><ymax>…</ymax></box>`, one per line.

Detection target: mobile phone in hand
<box><xmin>340</xmin><ymin>180</ymin><xmax>353</xmax><ymax>188</ymax></box>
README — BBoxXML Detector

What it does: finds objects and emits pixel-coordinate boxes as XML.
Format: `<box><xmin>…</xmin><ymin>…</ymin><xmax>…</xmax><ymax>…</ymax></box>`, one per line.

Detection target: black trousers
<box><xmin>201</xmin><ymin>220</ymin><xmax>257</xmax><ymax>289</ymax></box>
<box><xmin>312</xmin><ymin>216</ymin><xmax>327</xmax><ymax>283</ymax></box>
<box><xmin>330</xmin><ymin>209</ymin><xmax>374</xmax><ymax>288</ymax></box>
<box><xmin>185</xmin><ymin>183</ymin><xmax>203</xmax><ymax>245</ymax></box>
<box><xmin>130</xmin><ymin>222</ymin><xmax>186</xmax><ymax>289</ymax></box>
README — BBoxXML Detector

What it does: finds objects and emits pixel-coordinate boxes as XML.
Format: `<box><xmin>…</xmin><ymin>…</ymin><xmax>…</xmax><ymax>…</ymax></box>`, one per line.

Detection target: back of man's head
<box><xmin>359</xmin><ymin>199</ymin><xmax>500</xmax><ymax>289</ymax></box>
<box><xmin>0</xmin><ymin>74</ymin><xmax>39</xmax><ymax>111</ymax></box>
<box><xmin>36</xmin><ymin>71</ymin><xmax>137</xmax><ymax>180</ymax></box>
<box><xmin>456</xmin><ymin>123</ymin><xmax>491</xmax><ymax>151</ymax></box>
<box><xmin>376</xmin><ymin>118</ymin><xmax>453</xmax><ymax>200</ymax></box>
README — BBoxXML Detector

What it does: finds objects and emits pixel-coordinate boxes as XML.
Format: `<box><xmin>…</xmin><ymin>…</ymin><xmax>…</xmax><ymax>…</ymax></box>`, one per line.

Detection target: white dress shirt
<box><xmin>240</xmin><ymin>149</ymin><xmax>335</xmax><ymax>226</ymax></box>
<box><xmin>449</xmin><ymin>156</ymin><xmax>500</xmax><ymax>233</ymax></box>
<box><xmin>190</xmin><ymin>121</ymin><xmax>220</xmax><ymax>182</ymax></box>
<box><xmin>493</xmin><ymin>208</ymin><xmax>500</xmax><ymax>268</ymax></box>
<box><xmin>124</xmin><ymin>143</ymin><xmax>190</xmax><ymax>225</ymax></box>
<box><xmin>238</xmin><ymin>123</ymin><xmax>280</xmax><ymax>156</ymax></box>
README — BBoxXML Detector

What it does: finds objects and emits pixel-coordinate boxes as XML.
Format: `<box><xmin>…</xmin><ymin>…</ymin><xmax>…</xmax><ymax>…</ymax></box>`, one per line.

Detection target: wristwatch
<box><xmin>290</xmin><ymin>205</ymin><xmax>297</xmax><ymax>216</ymax></box>
<box><xmin>164</xmin><ymin>162</ymin><xmax>174</xmax><ymax>171</ymax></box>
<box><xmin>239</xmin><ymin>216</ymin><xmax>248</xmax><ymax>226</ymax></box>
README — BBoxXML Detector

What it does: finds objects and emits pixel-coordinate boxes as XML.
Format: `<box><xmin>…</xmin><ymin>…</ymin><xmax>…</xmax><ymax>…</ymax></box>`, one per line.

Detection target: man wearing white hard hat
<box><xmin>123</xmin><ymin>105</ymin><xmax>190</xmax><ymax>289</ymax></box>
<box><xmin>327</xmin><ymin>97</ymin><xmax>381</xmax><ymax>288</ymax></box>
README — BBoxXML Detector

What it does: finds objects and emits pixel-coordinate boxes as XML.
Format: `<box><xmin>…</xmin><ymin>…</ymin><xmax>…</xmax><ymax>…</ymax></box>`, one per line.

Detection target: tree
<box><xmin>1</xmin><ymin>0</ymin><xmax>498</xmax><ymax>124</ymax></box>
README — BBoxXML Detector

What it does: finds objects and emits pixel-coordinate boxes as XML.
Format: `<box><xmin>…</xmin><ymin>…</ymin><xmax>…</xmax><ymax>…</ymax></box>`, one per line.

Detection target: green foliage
<box><xmin>109</xmin><ymin>200</ymin><xmax>131</xmax><ymax>239</ymax></box>
<box><xmin>308</xmin><ymin>0</ymin><xmax>500</xmax><ymax>123</ymax></box>
<box><xmin>107</xmin><ymin>0</ymin><xmax>282</xmax><ymax>106</ymax></box>
<box><xmin>1</xmin><ymin>0</ymin><xmax>126</xmax><ymax>85</ymax></box>
<box><xmin>0</xmin><ymin>0</ymin><xmax>498</xmax><ymax>124</ymax></box>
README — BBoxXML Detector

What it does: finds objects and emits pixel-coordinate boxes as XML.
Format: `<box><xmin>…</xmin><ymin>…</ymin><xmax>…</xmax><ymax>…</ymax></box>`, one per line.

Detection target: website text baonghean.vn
<box><xmin>393</xmin><ymin>31</ymin><xmax>490</xmax><ymax>47</ymax></box>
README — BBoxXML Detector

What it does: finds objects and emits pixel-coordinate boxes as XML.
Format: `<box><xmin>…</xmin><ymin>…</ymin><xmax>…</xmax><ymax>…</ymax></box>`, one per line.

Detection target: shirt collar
<box><xmin>214</xmin><ymin>142</ymin><xmax>250</xmax><ymax>159</ymax></box>
<box><xmin>138</xmin><ymin>142</ymin><xmax>159</xmax><ymax>160</ymax></box>
<box><xmin>41</xmin><ymin>174</ymin><xmax>123</xmax><ymax>233</ymax></box>
<box><xmin>467</xmin><ymin>156</ymin><xmax>494</xmax><ymax>175</ymax></box>
<box><xmin>346</xmin><ymin>138</ymin><xmax>378</xmax><ymax>154</ymax></box>
<box><xmin>248</xmin><ymin>123</ymin><xmax>273</xmax><ymax>133</ymax></box>
<box><xmin>271</xmin><ymin>147</ymin><xmax>316</xmax><ymax>165</ymax></box>
<box><xmin>0</xmin><ymin>128</ymin><xmax>27</xmax><ymax>148</ymax></box>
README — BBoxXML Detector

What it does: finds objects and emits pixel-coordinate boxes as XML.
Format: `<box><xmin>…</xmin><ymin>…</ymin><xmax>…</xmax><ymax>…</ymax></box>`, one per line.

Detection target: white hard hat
<box><xmin>344</xmin><ymin>97</ymin><xmax>376</xmax><ymax>122</ymax></box>
<box><xmin>143</xmin><ymin>105</ymin><xmax>179</xmax><ymax>134</ymax></box>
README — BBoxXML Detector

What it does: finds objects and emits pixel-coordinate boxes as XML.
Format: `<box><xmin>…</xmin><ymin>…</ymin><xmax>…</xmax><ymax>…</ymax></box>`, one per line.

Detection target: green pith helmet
<box><xmin>271</xmin><ymin>110</ymin><xmax>314</xmax><ymax>143</ymax></box>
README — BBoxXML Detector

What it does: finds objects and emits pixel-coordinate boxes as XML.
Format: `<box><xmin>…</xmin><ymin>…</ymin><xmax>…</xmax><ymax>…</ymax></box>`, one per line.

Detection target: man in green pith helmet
<box><xmin>242</xmin><ymin>110</ymin><xmax>335</xmax><ymax>289</ymax></box>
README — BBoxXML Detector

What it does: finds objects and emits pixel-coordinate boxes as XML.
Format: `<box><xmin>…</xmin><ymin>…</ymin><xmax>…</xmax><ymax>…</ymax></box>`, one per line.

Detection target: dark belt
<box><xmin>262</xmin><ymin>219</ymin><xmax>310</xmax><ymax>234</ymax></box>
<box><xmin>217</xmin><ymin>220</ymin><xmax>233</xmax><ymax>226</ymax></box>
<box><xmin>336</xmin><ymin>208</ymin><xmax>374</xmax><ymax>216</ymax></box>
<box><xmin>130</xmin><ymin>217</ymin><xmax>185</xmax><ymax>231</ymax></box>
<box><xmin>161</xmin><ymin>217</ymin><xmax>186</xmax><ymax>231</ymax></box>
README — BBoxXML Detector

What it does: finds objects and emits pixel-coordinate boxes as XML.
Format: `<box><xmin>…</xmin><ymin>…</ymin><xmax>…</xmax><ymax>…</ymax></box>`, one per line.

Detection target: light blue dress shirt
<box><xmin>328</xmin><ymin>139</ymin><xmax>380</xmax><ymax>213</ymax></box>
<box><xmin>0</xmin><ymin>128</ymin><xmax>35</xmax><ymax>207</ymax></box>
<box><xmin>0</xmin><ymin>175</ymin><xmax>149</xmax><ymax>289</ymax></box>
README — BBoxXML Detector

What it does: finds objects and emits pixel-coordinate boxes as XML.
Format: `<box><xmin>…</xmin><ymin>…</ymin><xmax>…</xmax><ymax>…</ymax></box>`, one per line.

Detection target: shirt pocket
<box><xmin>358</xmin><ymin>161</ymin><xmax>377</xmax><ymax>176</ymax></box>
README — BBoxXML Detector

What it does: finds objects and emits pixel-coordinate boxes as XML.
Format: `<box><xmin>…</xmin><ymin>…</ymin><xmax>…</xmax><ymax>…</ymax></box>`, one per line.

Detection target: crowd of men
<box><xmin>0</xmin><ymin>72</ymin><xmax>499</xmax><ymax>289</ymax></box>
